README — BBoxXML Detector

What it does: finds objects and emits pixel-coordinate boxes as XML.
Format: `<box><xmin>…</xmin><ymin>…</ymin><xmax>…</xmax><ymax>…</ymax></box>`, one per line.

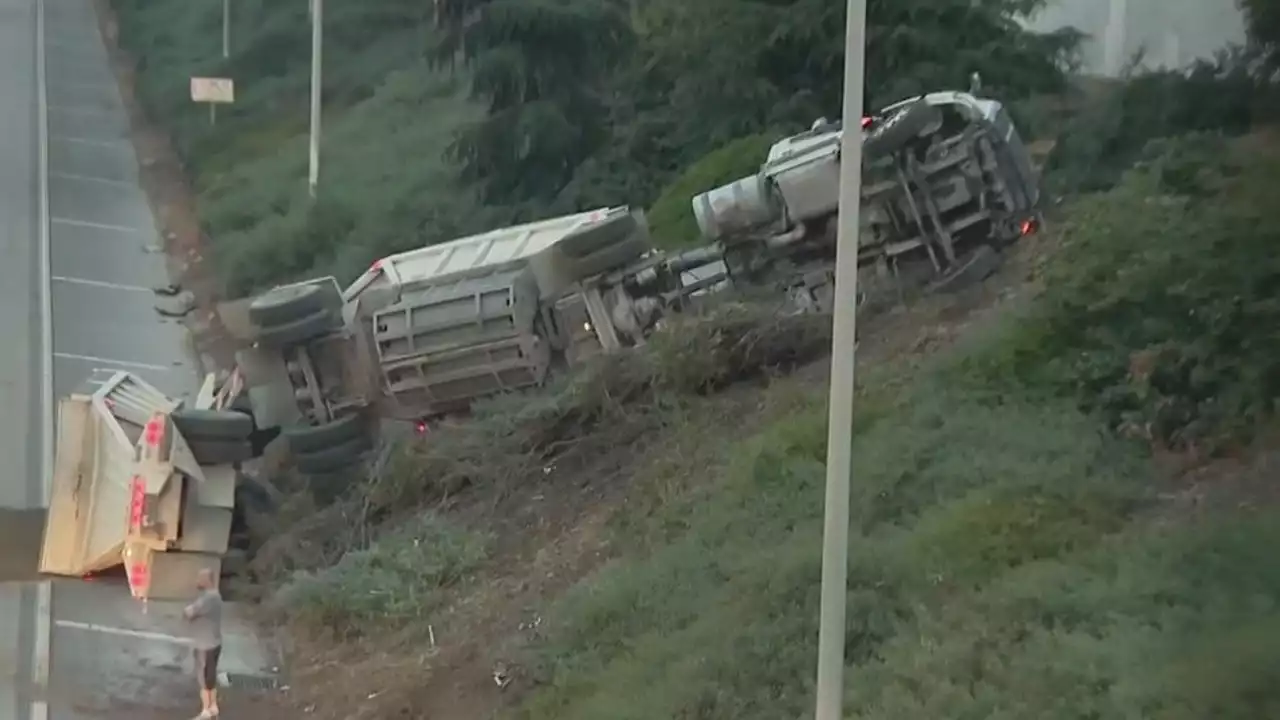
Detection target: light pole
<box><xmin>813</xmin><ymin>0</ymin><xmax>866</xmax><ymax>717</ymax></box>
<box><xmin>308</xmin><ymin>0</ymin><xmax>323</xmax><ymax>197</ymax></box>
<box><xmin>222</xmin><ymin>0</ymin><xmax>230</xmax><ymax>58</ymax></box>
<box><xmin>1103</xmin><ymin>0</ymin><xmax>1128</xmax><ymax>76</ymax></box>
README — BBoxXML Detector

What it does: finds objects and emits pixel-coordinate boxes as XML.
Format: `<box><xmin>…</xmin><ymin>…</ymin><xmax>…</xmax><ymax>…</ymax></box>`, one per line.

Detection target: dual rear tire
<box><xmin>170</xmin><ymin>408</ymin><xmax>256</xmax><ymax>465</ymax></box>
<box><xmin>248</xmin><ymin>284</ymin><xmax>339</xmax><ymax>348</ymax></box>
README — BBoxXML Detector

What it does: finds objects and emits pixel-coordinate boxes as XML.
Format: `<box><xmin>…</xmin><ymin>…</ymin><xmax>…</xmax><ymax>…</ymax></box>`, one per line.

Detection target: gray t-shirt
<box><xmin>185</xmin><ymin>588</ymin><xmax>223</xmax><ymax>650</ymax></box>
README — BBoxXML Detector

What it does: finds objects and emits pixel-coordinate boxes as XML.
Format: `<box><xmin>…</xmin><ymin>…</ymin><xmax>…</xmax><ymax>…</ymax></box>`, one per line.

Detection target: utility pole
<box><xmin>1103</xmin><ymin>0</ymin><xmax>1128</xmax><ymax>76</ymax></box>
<box><xmin>221</xmin><ymin>0</ymin><xmax>230</xmax><ymax>58</ymax></box>
<box><xmin>813</xmin><ymin>0</ymin><xmax>866</xmax><ymax>718</ymax></box>
<box><xmin>308</xmin><ymin>0</ymin><xmax>323</xmax><ymax>197</ymax></box>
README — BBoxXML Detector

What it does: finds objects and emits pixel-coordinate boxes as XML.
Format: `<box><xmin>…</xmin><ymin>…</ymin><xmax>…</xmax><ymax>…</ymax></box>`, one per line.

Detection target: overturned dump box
<box><xmin>39</xmin><ymin>369</ymin><xmax>242</xmax><ymax>600</ymax></box>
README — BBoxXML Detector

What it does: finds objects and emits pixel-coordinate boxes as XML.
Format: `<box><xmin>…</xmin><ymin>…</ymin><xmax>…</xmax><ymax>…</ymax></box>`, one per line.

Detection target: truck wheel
<box><xmin>234</xmin><ymin>474</ymin><xmax>277</xmax><ymax>515</ymax></box>
<box><xmin>171</xmin><ymin>408</ymin><xmax>253</xmax><ymax>441</ymax></box>
<box><xmin>283</xmin><ymin>412</ymin><xmax>367</xmax><ymax>454</ymax></box>
<box><xmin>187</xmin><ymin>438</ymin><xmax>255</xmax><ymax>465</ymax></box>
<box><xmin>255</xmin><ymin>307</ymin><xmax>338</xmax><ymax>348</ymax></box>
<box><xmin>294</xmin><ymin>435</ymin><xmax>372</xmax><ymax>474</ymax></box>
<box><xmin>931</xmin><ymin>244</ymin><xmax>1002</xmax><ymax>294</ymax></box>
<box><xmin>864</xmin><ymin>100</ymin><xmax>941</xmax><ymax>160</ymax></box>
<box><xmin>248</xmin><ymin>284</ymin><xmax>326</xmax><ymax>328</ymax></box>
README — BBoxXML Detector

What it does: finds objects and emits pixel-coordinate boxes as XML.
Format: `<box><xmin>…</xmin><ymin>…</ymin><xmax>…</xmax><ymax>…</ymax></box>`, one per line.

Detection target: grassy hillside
<box><xmin>105</xmin><ymin>1</ymin><xmax>1280</xmax><ymax>716</ymax></box>
<box><xmin>233</xmin><ymin>131</ymin><xmax>1280</xmax><ymax>719</ymax></box>
<box><xmin>111</xmin><ymin>0</ymin><xmax>487</xmax><ymax>296</ymax></box>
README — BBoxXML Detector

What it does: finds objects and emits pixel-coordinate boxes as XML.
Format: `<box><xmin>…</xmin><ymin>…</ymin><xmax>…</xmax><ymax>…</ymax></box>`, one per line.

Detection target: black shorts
<box><xmin>194</xmin><ymin>645</ymin><xmax>222</xmax><ymax>690</ymax></box>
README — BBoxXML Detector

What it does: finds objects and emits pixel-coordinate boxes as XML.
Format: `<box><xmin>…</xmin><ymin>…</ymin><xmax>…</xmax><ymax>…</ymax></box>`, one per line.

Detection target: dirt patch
<box><xmin>1149</xmin><ymin>430</ymin><xmax>1280</xmax><ymax>525</ymax></box>
<box><xmin>270</xmin><ymin>373</ymin><xmax>813</xmax><ymax>720</ymax></box>
<box><xmin>259</xmin><ymin>238</ymin><xmax>1049</xmax><ymax>719</ymax></box>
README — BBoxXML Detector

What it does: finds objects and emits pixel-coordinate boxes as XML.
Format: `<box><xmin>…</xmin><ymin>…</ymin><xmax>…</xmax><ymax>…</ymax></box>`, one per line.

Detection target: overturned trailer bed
<box><xmin>39</xmin><ymin>369</ymin><xmax>253</xmax><ymax>600</ymax></box>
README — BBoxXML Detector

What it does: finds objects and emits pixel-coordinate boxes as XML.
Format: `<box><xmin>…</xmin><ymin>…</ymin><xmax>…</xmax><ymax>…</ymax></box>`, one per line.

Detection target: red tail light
<box><xmin>860</xmin><ymin>116</ymin><xmax>873</xmax><ymax>129</ymax></box>
<box><xmin>144</xmin><ymin>417</ymin><xmax>164</xmax><ymax>447</ymax></box>
<box><xmin>128</xmin><ymin>475</ymin><xmax>146</xmax><ymax>530</ymax></box>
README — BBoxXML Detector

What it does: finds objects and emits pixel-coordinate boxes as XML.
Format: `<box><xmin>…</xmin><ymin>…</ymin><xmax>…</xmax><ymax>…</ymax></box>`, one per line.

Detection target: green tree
<box><xmin>433</xmin><ymin>0</ymin><xmax>633</xmax><ymax>210</ymax></box>
<box><xmin>434</xmin><ymin>0</ymin><xmax>1080</xmax><ymax>214</ymax></box>
<box><xmin>1240</xmin><ymin>0</ymin><xmax>1280</xmax><ymax>64</ymax></box>
<box><xmin>565</xmin><ymin>0</ymin><xmax>1082</xmax><ymax>210</ymax></box>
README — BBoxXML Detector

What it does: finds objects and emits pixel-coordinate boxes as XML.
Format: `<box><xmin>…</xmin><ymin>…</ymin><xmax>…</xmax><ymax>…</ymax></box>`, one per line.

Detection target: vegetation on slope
<box><xmin>237</xmin><ymin>130</ymin><xmax>1280</xmax><ymax>720</ymax></box>
<box><xmin>110</xmin><ymin>0</ymin><xmax>1079</xmax><ymax>295</ymax></box>
<box><xmin>501</xmin><ymin>133</ymin><xmax>1280</xmax><ymax>719</ymax></box>
<box><xmin>106</xmin><ymin>0</ymin><xmax>1280</xmax><ymax>717</ymax></box>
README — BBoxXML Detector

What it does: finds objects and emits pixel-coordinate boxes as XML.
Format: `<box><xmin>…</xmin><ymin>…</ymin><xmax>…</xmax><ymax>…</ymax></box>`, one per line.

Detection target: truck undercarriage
<box><xmin>199</xmin><ymin>88</ymin><xmax>1046</xmax><ymax>484</ymax></box>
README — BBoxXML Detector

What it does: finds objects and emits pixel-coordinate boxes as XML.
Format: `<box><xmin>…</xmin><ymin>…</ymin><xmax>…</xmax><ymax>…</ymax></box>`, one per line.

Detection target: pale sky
<box><xmin>1022</xmin><ymin>0</ymin><xmax>1247</xmax><ymax>75</ymax></box>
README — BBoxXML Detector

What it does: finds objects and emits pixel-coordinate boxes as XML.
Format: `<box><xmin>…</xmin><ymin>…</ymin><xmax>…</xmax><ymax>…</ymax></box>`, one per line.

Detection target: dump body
<box><xmin>229</xmin><ymin>206</ymin><xmax>666</xmax><ymax>431</ymax></box>
<box><xmin>40</xmin><ymin>370</ymin><xmax>238</xmax><ymax>600</ymax></box>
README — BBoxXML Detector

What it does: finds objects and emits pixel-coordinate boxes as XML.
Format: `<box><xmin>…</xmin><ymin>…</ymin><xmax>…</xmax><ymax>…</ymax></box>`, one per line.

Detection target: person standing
<box><xmin>183</xmin><ymin>568</ymin><xmax>223</xmax><ymax>719</ymax></box>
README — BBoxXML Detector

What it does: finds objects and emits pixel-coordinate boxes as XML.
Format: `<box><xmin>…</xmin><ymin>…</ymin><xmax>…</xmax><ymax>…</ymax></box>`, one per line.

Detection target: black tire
<box><xmin>255</xmin><ymin>307</ymin><xmax>338</xmax><ymax>348</ymax></box>
<box><xmin>187</xmin><ymin>438</ymin><xmax>255</xmax><ymax>465</ymax></box>
<box><xmin>932</xmin><ymin>244</ymin><xmax>1002</xmax><ymax>294</ymax></box>
<box><xmin>294</xmin><ymin>435</ymin><xmax>372</xmax><ymax>475</ymax></box>
<box><xmin>282</xmin><ymin>412</ymin><xmax>368</xmax><ymax>454</ymax></box>
<box><xmin>234</xmin><ymin>475</ymin><xmax>276</xmax><ymax>515</ymax></box>
<box><xmin>864</xmin><ymin>100</ymin><xmax>941</xmax><ymax>160</ymax></box>
<box><xmin>248</xmin><ymin>284</ymin><xmax>326</xmax><ymax>328</ymax></box>
<box><xmin>171</xmin><ymin>408</ymin><xmax>253</xmax><ymax>441</ymax></box>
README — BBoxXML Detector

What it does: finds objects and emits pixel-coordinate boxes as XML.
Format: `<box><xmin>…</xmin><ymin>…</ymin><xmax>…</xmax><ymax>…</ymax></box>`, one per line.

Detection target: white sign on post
<box><xmin>190</xmin><ymin>77</ymin><xmax>235</xmax><ymax>104</ymax></box>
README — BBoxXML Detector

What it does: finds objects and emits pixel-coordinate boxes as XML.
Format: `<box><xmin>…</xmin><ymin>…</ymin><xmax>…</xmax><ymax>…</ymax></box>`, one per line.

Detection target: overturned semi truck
<box><xmin>218</xmin><ymin>206</ymin><xmax>716</xmax><ymax>478</ymax></box>
<box><xmin>692</xmin><ymin>90</ymin><xmax>1043</xmax><ymax>310</ymax></box>
<box><xmin>221</xmin><ymin>87</ymin><xmax>1042</xmax><ymax>480</ymax></box>
<box><xmin>39</xmin><ymin>369</ymin><xmax>259</xmax><ymax>599</ymax></box>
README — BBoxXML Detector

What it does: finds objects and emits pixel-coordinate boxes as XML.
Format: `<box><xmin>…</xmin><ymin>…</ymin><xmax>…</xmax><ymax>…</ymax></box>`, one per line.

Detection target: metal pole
<box><xmin>813</xmin><ymin>0</ymin><xmax>866</xmax><ymax>717</ymax></box>
<box><xmin>222</xmin><ymin>0</ymin><xmax>230</xmax><ymax>58</ymax></box>
<box><xmin>1103</xmin><ymin>0</ymin><xmax>1128</xmax><ymax>76</ymax></box>
<box><xmin>308</xmin><ymin>0</ymin><xmax>322</xmax><ymax>197</ymax></box>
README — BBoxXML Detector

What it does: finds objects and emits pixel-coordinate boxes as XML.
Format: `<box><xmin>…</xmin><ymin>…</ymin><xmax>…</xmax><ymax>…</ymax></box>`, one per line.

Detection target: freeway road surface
<box><xmin>43</xmin><ymin>0</ymin><xmax>201</xmax><ymax>716</ymax></box>
<box><xmin>0</xmin><ymin>0</ymin><xmax>47</xmax><ymax>716</ymax></box>
<box><xmin>0</xmin><ymin>0</ymin><xmax>274</xmax><ymax>717</ymax></box>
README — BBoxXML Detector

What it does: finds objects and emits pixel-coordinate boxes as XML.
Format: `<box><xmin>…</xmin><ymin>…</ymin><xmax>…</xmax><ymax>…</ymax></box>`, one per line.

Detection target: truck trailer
<box><xmin>219</xmin><ymin>87</ymin><xmax>1044</xmax><ymax>482</ymax></box>
<box><xmin>39</xmin><ymin>368</ymin><xmax>257</xmax><ymax>600</ymax></box>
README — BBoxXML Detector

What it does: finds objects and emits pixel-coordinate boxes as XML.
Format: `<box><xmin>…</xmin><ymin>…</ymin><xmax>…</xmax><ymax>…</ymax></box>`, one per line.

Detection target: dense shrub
<box><xmin>646</xmin><ymin>133</ymin><xmax>781</xmax><ymax>249</ymax></box>
<box><xmin>970</xmin><ymin>133</ymin><xmax>1280</xmax><ymax>451</ymax></box>
<box><xmin>271</xmin><ymin>513</ymin><xmax>489</xmax><ymax>640</ymax></box>
<box><xmin>1047</xmin><ymin>48</ymin><xmax>1279</xmax><ymax>193</ymax></box>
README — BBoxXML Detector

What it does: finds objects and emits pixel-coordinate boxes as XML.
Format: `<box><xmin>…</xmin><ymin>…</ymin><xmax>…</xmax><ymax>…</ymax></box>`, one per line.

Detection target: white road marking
<box><xmin>35</xmin><ymin>0</ymin><xmax>54</xmax><ymax>715</ymax></box>
<box><xmin>51</xmin><ymin>135</ymin><xmax>131</xmax><ymax>149</ymax></box>
<box><xmin>54</xmin><ymin>619</ymin><xmax>192</xmax><ymax>647</ymax></box>
<box><xmin>52</xmin><ymin>216</ymin><xmax>147</xmax><ymax>234</ymax></box>
<box><xmin>54</xmin><ymin>353</ymin><xmax>176</xmax><ymax>373</ymax></box>
<box><xmin>50</xmin><ymin>171</ymin><xmax>133</xmax><ymax>188</ymax></box>
<box><xmin>52</xmin><ymin>275</ymin><xmax>152</xmax><ymax>293</ymax></box>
